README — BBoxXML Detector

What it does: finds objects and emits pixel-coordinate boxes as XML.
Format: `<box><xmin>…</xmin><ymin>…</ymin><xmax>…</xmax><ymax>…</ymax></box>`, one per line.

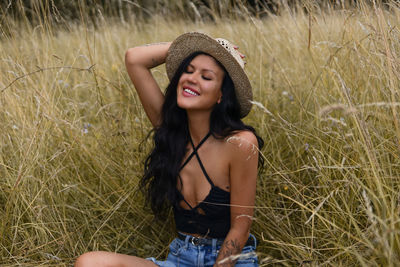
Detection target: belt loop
<box><xmin>212</xmin><ymin>238</ymin><xmax>217</xmax><ymax>254</ymax></box>
<box><xmin>250</xmin><ymin>233</ymin><xmax>257</xmax><ymax>248</ymax></box>
<box><xmin>184</xmin><ymin>234</ymin><xmax>190</xmax><ymax>249</ymax></box>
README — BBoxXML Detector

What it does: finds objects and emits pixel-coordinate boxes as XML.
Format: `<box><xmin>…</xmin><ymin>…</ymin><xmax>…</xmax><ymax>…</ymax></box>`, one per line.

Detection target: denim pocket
<box><xmin>169</xmin><ymin>238</ymin><xmax>185</xmax><ymax>256</ymax></box>
<box><xmin>236</xmin><ymin>257</ymin><xmax>258</xmax><ymax>265</ymax></box>
<box><xmin>235</xmin><ymin>245</ymin><xmax>258</xmax><ymax>266</ymax></box>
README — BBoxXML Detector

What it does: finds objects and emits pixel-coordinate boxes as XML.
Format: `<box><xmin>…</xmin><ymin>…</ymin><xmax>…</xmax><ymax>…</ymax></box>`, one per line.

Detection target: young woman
<box><xmin>75</xmin><ymin>32</ymin><xmax>264</xmax><ymax>267</ymax></box>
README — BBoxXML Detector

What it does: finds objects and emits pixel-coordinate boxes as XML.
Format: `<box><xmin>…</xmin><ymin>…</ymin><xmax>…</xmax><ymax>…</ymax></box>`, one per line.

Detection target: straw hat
<box><xmin>166</xmin><ymin>32</ymin><xmax>252</xmax><ymax>118</ymax></box>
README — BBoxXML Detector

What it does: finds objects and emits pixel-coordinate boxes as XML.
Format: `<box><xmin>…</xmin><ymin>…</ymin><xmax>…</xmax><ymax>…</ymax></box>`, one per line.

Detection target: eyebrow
<box><xmin>188</xmin><ymin>63</ymin><xmax>217</xmax><ymax>75</ymax></box>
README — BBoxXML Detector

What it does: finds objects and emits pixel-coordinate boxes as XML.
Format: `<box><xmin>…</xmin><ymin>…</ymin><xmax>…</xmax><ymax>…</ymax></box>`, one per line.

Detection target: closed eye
<box><xmin>184</xmin><ymin>65</ymin><xmax>194</xmax><ymax>73</ymax></box>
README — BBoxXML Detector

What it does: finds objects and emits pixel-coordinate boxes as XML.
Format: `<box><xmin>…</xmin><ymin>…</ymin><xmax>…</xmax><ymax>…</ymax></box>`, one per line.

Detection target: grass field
<box><xmin>1</xmin><ymin>1</ymin><xmax>400</xmax><ymax>266</ymax></box>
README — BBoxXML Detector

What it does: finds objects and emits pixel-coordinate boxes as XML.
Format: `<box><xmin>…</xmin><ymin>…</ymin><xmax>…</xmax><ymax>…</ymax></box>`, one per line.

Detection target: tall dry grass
<box><xmin>1</xmin><ymin>1</ymin><xmax>400</xmax><ymax>266</ymax></box>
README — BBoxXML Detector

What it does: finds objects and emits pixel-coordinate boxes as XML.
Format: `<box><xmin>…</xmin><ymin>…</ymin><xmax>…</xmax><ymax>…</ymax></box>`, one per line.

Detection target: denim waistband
<box><xmin>177</xmin><ymin>232</ymin><xmax>256</xmax><ymax>248</ymax></box>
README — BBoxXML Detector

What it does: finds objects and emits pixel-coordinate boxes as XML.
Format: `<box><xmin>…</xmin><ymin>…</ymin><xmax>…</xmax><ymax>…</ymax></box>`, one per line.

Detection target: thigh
<box><xmin>75</xmin><ymin>251</ymin><xmax>158</xmax><ymax>267</ymax></box>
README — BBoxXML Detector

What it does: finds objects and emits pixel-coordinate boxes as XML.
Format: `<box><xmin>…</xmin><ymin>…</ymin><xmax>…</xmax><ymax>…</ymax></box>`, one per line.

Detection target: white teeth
<box><xmin>184</xmin><ymin>88</ymin><xmax>199</xmax><ymax>96</ymax></box>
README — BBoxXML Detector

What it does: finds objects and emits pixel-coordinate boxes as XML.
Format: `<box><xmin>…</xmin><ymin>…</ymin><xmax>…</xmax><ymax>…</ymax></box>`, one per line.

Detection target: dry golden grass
<box><xmin>1</xmin><ymin>1</ymin><xmax>400</xmax><ymax>266</ymax></box>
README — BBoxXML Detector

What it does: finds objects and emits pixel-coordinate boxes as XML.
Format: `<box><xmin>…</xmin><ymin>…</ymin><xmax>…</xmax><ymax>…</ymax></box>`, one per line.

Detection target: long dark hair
<box><xmin>140</xmin><ymin>52</ymin><xmax>264</xmax><ymax>219</ymax></box>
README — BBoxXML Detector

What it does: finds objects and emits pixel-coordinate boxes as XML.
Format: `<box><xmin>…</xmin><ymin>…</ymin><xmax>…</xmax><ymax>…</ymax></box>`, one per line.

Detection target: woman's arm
<box><xmin>125</xmin><ymin>42</ymin><xmax>171</xmax><ymax>127</ymax></box>
<box><xmin>214</xmin><ymin>131</ymin><xmax>259</xmax><ymax>267</ymax></box>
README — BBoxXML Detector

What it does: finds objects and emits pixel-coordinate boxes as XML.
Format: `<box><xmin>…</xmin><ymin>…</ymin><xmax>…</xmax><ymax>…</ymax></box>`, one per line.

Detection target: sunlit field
<box><xmin>1</xmin><ymin>1</ymin><xmax>400</xmax><ymax>266</ymax></box>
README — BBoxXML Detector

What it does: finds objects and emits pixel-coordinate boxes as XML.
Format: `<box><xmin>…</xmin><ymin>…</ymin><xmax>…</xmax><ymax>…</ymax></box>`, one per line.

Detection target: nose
<box><xmin>186</xmin><ymin>72</ymin><xmax>199</xmax><ymax>84</ymax></box>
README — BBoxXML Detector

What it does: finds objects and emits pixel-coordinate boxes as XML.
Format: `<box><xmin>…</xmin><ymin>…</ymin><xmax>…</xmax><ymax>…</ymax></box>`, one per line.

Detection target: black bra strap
<box><xmin>180</xmin><ymin>132</ymin><xmax>211</xmax><ymax>170</ymax></box>
<box><xmin>188</xmin><ymin>133</ymin><xmax>215</xmax><ymax>187</ymax></box>
<box><xmin>177</xmin><ymin>186</ymin><xmax>194</xmax><ymax>209</ymax></box>
<box><xmin>178</xmin><ymin>131</ymin><xmax>213</xmax><ymax>210</ymax></box>
<box><xmin>180</xmin><ymin>152</ymin><xmax>195</xmax><ymax>171</ymax></box>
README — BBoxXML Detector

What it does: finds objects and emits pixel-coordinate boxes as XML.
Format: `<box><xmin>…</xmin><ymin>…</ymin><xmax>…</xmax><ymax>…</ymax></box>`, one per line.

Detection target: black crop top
<box><xmin>173</xmin><ymin>132</ymin><xmax>231</xmax><ymax>238</ymax></box>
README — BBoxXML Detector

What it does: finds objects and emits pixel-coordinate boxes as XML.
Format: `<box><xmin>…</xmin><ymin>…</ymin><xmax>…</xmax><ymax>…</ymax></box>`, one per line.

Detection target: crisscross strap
<box><xmin>180</xmin><ymin>132</ymin><xmax>212</xmax><ymax>170</ymax></box>
<box><xmin>186</xmin><ymin>132</ymin><xmax>215</xmax><ymax>187</ymax></box>
<box><xmin>178</xmin><ymin>131</ymin><xmax>213</xmax><ymax>210</ymax></box>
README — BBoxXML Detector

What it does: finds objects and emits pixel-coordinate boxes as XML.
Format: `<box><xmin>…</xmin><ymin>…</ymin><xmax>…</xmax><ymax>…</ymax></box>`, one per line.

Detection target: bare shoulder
<box><xmin>226</xmin><ymin>130</ymin><xmax>258</xmax><ymax>148</ymax></box>
<box><xmin>224</xmin><ymin>130</ymin><xmax>259</xmax><ymax>157</ymax></box>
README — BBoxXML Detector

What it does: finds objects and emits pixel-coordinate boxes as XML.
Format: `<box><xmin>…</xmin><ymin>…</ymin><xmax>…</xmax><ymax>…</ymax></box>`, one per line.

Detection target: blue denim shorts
<box><xmin>146</xmin><ymin>233</ymin><xmax>258</xmax><ymax>267</ymax></box>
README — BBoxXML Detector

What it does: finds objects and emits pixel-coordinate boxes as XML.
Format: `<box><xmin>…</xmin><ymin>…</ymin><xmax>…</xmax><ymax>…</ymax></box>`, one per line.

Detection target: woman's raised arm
<box><xmin>125</xmin><ymin>42</ymin><xmax>171</xmax><ymax>127</ymax></box>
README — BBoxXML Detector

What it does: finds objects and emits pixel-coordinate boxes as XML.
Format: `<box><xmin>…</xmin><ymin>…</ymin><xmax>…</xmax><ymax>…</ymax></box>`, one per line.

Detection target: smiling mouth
<box><xmin>183</xmin><ymin>88</ymin><xmax>200</xmax><ymax>96</ymax></box>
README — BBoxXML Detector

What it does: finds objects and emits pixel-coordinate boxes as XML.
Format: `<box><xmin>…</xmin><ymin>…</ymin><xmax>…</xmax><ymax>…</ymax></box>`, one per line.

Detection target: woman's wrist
<box><xmin>126</xmin><ymin>42</ymin><xmax>171</xmax><ymax>69</ymax></box>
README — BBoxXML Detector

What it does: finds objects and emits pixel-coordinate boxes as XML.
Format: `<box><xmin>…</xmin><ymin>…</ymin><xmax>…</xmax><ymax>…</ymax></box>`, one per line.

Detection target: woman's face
<box><xmin>177</xmin><ymin>54</ymin><xmax>224</xmax><ymax>114</ymax></box>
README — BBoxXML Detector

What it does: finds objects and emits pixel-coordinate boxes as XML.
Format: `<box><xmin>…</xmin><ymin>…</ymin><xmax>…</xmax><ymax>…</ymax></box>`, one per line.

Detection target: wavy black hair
<box><xmin>140</xmin><ymin>52</ymin><xmax>264</xmax><ymax>219</ymax></box>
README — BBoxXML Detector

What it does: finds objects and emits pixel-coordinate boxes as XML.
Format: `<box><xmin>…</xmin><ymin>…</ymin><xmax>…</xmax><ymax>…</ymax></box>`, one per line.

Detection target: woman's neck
<box><xmin>187</xmin><ymin>110</ymin><xmax>211</xmax><ymax>145</ymax></box>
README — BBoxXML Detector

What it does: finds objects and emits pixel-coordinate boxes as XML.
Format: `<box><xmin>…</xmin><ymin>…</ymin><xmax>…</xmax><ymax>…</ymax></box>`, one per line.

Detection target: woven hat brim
<box><xmin>166</xmin><ymin>32</ymin><xmax>252</xmax><ymax>118</ymax></box>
